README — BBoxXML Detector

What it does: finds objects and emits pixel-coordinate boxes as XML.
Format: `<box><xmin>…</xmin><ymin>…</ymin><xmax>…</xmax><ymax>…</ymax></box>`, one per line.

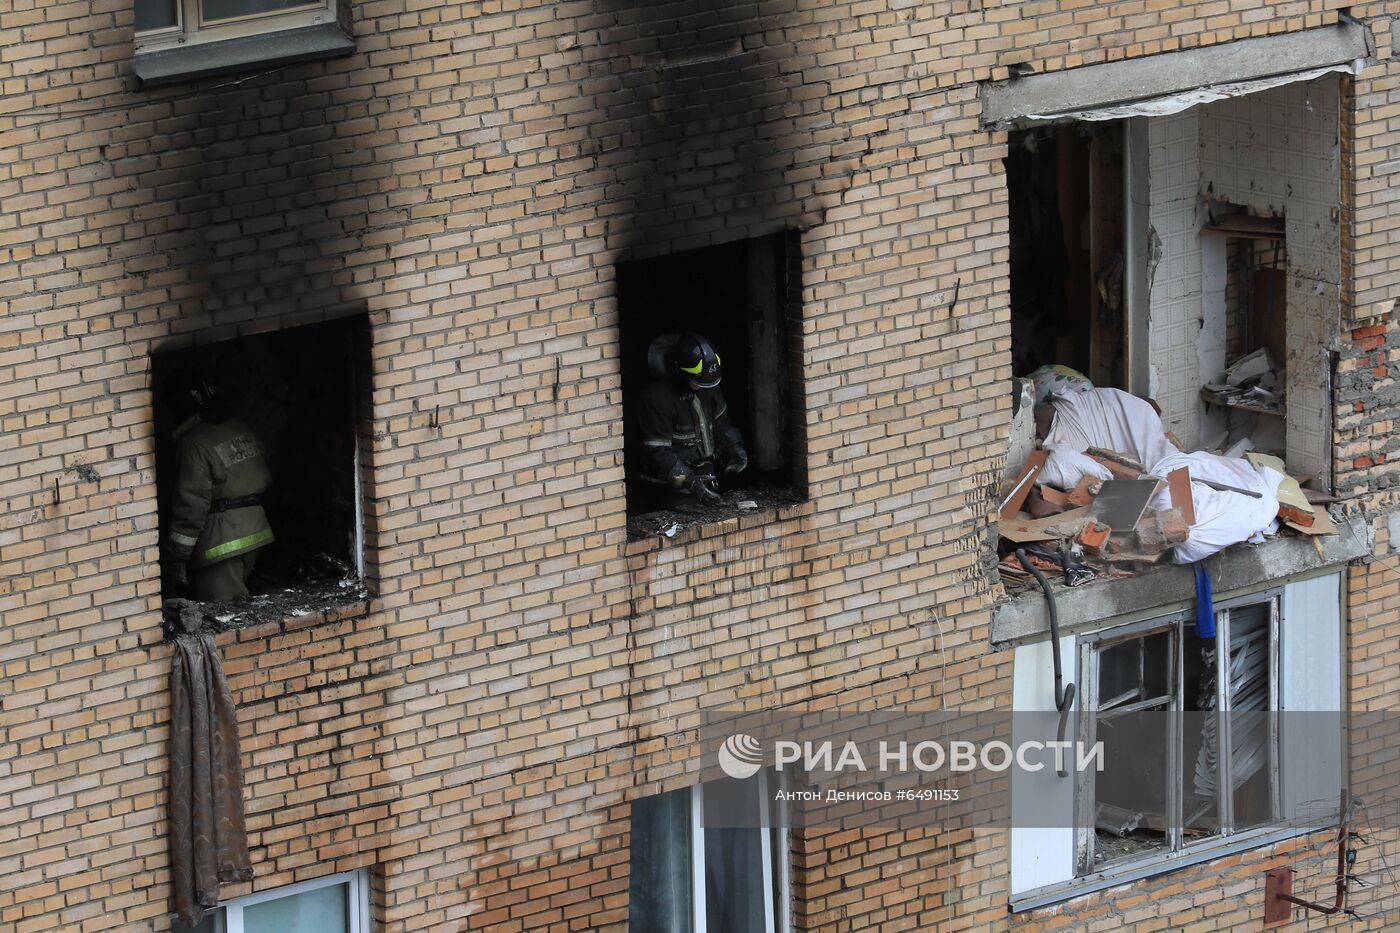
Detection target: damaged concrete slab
<box><xmin>992</xmin><ymin>512</ymin><xmax>1369</xmax><ymax>645</ymax></box>
<box><xmin>981</xmin><ymin>22</ymin><xmax>1369</xmax><ymax>128</ymax></box>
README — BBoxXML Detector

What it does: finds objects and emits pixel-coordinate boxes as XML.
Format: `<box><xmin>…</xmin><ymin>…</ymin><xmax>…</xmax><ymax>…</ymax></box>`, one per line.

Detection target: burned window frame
<box><xmin>151</xmin><ymin>314</ymin><xmax>373</xmax><ymax>610</ymax></box>
<box><xmin>617</xmin><ymin>231</ymin><xmax>808</xmax><ymax>533</ymax></box>
<box><xmin>1074</xmin><ymin>590</ymin><xmax>1282</xmax><ymax>876</ymax></box>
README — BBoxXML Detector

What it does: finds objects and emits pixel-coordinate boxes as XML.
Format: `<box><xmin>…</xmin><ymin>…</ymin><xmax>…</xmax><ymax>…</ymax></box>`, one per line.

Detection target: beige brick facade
<box><xmin>3</xmin><ymin>0</ymin><xmax>1400</xmax><ymax>930</ymax></box>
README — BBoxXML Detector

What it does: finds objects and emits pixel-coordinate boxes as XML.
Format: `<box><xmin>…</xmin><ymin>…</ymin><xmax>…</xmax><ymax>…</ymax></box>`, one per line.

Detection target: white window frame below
<box><xmin>181</xmin><ymin>869</ymin><xmax>370</xmax><ymax>933</ymax></box>
<box><xmin>135</xmin><ymin>0</ymin><xmax>337</xmax><ymax>54</ymax></box>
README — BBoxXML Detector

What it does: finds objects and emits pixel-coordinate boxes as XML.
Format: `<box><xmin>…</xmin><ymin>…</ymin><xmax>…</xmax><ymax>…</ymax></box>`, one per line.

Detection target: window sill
<box><xmin>1010</xmin><ymin>821</ymin><xmax>1336</xmax><ymax>913</ymax></box>
<box><xmin>161</xmin><ymin>579</ymin><xmax>372</xmax><ymax>641</ymax></box>
<box><xmin>134</xmin><ymin>22</ymin><xmax>354</xmax><ymax>87</ymax></box>
<box><xmin>623</xmin><ymin>496</ymin><xmax>814</xmax><ymax>556</ymax></box>
<box><xmin>992</xmin><ymin>512</ymin><xmax>1370</xmax><ymax>645</ymax></box>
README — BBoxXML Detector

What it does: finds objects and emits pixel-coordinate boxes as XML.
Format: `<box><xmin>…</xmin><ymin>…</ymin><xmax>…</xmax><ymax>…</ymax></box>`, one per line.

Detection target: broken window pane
<box><xmin>1183</xmin><ymin>630</ymin><xmax>1221</xmax><ymax>843</ymax></box>
<box><xmin>1090</xmin><ymin>628</ymin><xmax>1174</xmax><ymax>871</ymax></box>
<box><xmin>1227</xmin><ymin>602</ymin><xmax>1277</xmax><ymax>831</ymax></box>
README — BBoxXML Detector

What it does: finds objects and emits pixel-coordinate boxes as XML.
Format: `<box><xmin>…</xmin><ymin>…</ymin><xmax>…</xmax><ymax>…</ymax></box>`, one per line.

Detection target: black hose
<box><xmin>1016</xmin><ymin>548</ymin><xmax>1078</xmax><ymax>777</ymax></box>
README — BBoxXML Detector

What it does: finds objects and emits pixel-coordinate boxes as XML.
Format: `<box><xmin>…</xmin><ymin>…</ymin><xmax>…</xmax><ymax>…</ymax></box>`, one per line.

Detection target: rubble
<box><xmin>999</xmin><ymin>378</ymin><xmax>1339</xmax><ymax>593</ymax></box>
<box><xmin>626</xmin><ymin>484</ymin><xmax>805</xmax><ymax>540</ymax></box>
<box><xmin>161</xmin><ymin>554</ymin><xmax>368</xmax><ymax>638</ymax></box>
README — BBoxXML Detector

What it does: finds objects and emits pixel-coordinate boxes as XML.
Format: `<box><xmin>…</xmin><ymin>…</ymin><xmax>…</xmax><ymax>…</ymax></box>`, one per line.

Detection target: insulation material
<box><xmin>1043</xmin><ymin>388</ymin><xmax>1176</xmax><ymax>469</ymax></box>
<box><xmin>1148</xmin><ymin>450</ymin><xmax>1285</xmax><ymax>563</ymax></box>
<box><xmin>1019</xmin><ymin>64</ymin><xmax>1358</xmax><ymax>124</ymax></box>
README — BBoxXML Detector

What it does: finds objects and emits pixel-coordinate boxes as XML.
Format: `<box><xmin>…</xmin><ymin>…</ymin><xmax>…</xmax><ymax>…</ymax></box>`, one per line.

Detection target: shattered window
<box><xmin>618</xmin><ymin>233</ymin><xmax>806</xmax><ymax>538</ymax></box>
<box><xmin>1080</xmin><ymin>596</ymin><xmax>1279</xmax><ymax>875</ymax></box>
<box><xmin>151</xmin><ymin>316</ymin><xmax>371</xmax><ymax>625</ymax></box>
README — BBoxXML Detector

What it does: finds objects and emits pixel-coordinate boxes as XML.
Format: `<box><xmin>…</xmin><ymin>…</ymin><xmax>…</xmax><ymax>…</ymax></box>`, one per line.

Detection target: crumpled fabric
<box><xmin>169</xmin><ymin>634</ymin><xmax>253</xmax><ymax>927</ymax></box>
<box><xmin>1039</xmin><ymin>387</ymin><xmax>1286</xmax><ymax>564</ymax></box>
<box><xmin>1148</xmin><ymin>450</ymin><xmax>1285</xmax><ymax>564</ymax></box>
<box><xmin>1043</xmin><ymin>388</ymin><xmax>1176</xmax><ymax>469</ymax></box>
<box><xmin>1039</xmin><ymin>443</ymin><xmax>1113</xmax><ymax>490</ymax></box>
<box><xmin>1029</xmin><ymin>364</ymin><xmax>1094</xmax><ymax>408</ymax></box>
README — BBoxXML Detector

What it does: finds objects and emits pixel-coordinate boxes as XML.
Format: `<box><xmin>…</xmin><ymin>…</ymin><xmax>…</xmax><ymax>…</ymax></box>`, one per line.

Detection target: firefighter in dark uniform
<box><xmin>161</xmin><ymin>370</ymin><xmax>275</xmax><ymax>601</ymax></box>
<box><xmin>638</xmin><ymin>333</ymin><xmax>748</xmax><ymax>504</ymax></box>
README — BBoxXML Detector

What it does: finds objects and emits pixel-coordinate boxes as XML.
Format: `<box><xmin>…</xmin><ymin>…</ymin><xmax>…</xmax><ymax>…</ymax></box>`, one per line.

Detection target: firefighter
<box><xmin>638</xmin><ymin>333</ymin><xmax>748</xmax><ymax>504</ymax></box>
<box><xmin>161</xmin><ymin>370</ymin><xmax>274</xmax><ymax>601</ymax></box>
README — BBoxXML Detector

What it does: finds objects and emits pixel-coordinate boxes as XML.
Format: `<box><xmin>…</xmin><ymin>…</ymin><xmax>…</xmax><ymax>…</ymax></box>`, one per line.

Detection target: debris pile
<box><xmin>999</xmin><ymin>381</ymin><xmax>1337</xmax><ymax>592</ymax></box>
<box><xmin>1201</xmin><ymin>348</ymin><xmax>1285</xmax><ymax>417</ymax></box>
<box><xmin>161</xmin><ymin>553</ymin><xmax>367</xmax><ymax>638</ymax></box>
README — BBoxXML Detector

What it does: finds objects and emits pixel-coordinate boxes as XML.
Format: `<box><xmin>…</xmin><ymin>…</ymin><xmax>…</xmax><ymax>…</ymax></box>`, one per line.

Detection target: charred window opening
<box><xmin>619</xmin><ymin>232</ymin><xmax>805</xmax><ymax>535</ymax></box>
<box><xmin>152</xmin><ymin>316</ymin><xmax>371</xmax><ymax>610</ymax></box>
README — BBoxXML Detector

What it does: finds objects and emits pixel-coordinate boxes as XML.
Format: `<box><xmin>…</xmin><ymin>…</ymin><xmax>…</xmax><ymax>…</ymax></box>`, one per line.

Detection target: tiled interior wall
<box><xmin>1199</xmin><ymin>75</ymin><xmax>1342</xmax><ymax>487</ymax></box>
<box><xmin>1147</xmin><ymin>109</ymin><xmax>1205</xmax><ymax>446</ymax></box>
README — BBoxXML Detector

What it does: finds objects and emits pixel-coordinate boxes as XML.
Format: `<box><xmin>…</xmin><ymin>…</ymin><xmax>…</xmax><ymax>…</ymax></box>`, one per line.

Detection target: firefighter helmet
<box><xmin>667</xmin><ymin>332</ymin><xmax>723</xmax><ymax>389</ymax></box>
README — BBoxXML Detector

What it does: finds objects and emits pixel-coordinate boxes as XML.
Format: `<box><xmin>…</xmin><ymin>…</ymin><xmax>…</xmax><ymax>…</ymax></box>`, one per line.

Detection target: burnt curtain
<box><xmin>169</xmin><ymin>633</ymin><xmax>253</xmax><ymax>926</ymax></box>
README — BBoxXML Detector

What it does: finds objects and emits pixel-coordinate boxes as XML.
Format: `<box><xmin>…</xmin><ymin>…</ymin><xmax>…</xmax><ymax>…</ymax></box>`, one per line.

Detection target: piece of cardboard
<box><xmin>1247</xmin><ymin>452</ymin><xmax>1311</xmax><ymax>511</ymax></box>
<box><xmin>999</xmin><ymin>506</ymin><xmax>1091</xmax><ymax>543</ymax></box>
<box><xmin>1167</xmin><ymin>466</ymin><xmax>1195</xmax><ymax>526</ymax></box>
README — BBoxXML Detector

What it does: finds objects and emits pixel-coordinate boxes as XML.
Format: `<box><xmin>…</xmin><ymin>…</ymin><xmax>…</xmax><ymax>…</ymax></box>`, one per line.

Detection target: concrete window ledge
<box><xmin>134</xmin><ymin>22</ymin><xmax>355</xmax><ymax>87</ymax></box>
<box><xmin>992</xmin><ymin>513</ymin><xmax>1371</xmax><ymax>645</ymax></box>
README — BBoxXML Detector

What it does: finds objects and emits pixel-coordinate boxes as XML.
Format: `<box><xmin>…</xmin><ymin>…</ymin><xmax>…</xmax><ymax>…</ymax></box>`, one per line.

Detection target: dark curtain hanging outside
<box><xmin>169</xmin><ymin>633</ymin><xmax>253</xmax><ymax>926</ymax></box>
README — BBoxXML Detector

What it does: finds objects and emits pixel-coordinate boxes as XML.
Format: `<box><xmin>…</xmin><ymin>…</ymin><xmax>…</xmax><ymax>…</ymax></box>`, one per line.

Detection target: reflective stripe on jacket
<box><xmin>167</xmin><ymin>415</ymin><xmax>274</xmax><ymax>567</ymax></box>
<box><xmin>637</xmin><ymin>380</ymin><xmax>744</xmax><ymax>485</ymax></box>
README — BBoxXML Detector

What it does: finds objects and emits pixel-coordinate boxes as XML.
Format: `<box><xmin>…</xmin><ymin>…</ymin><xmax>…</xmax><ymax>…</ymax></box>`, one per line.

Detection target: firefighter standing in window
<box><xmin>161</xmin><ymin>370</ymin><xmax>275</xmax><ymax>601</ymax></box>
<box><xmin>639</xmin><ymin>333</ymin><xmax>749</xmax><ymax>505</ymax></box>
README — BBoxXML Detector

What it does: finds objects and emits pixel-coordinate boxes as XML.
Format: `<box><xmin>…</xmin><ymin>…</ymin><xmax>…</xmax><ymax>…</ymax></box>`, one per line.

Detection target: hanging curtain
<box><xmin>169</xmin><ymin>633</ymin><xmax>253</xmax><ymax>926</ymax></box>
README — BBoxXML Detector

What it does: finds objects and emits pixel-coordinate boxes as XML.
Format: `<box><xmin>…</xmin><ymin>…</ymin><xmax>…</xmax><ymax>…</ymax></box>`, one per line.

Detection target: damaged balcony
<box><xmin>992</xmin><ymin>65</ymin><xmax>1365</xmax><ymax>644</ymax></box>
<box><xmin>992</xmin><ymin>374</ymin><xmax>1369</xmax><ymax>644</ymax></box>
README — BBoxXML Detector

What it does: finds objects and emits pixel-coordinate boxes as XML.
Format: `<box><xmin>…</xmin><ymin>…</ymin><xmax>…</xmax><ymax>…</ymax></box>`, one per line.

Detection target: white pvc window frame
<box><xmin>1075</xmin><ymin>591</ymin><xmax>1282</xmax><ymax>876</ymax></box>
<box><xmin>186</xmin><ymin>869</ymin><xmax>370</xmax><ymax>933</ymax></box>
<box><xmin>134</xmin><ymin>0</ymin><xmax>337</xmax><ymax>53</ymax></box>
<box><xmin>687</xmin><ymin>772</ymin><xmax>790</xmax><ymax>933</ymax></box>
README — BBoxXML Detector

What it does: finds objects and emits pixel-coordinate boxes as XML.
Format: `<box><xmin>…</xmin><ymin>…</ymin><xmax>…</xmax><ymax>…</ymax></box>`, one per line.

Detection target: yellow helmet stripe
<box><xmin>680</xmin><ymin>359</ymin><xmax>704</xmax><ymax>375</ymax></box>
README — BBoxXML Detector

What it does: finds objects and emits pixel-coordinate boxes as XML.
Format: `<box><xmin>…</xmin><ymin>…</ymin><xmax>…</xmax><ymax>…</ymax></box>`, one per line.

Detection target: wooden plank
<box><xmin>1167</xmin><ymin>466</ymin><xmax>1195</xmax><ymax>526</ymax></box>
<box><xmin>999</xmin><ymin>449</ymin><xmax>1050</xmax><ymax>521</ymax></box>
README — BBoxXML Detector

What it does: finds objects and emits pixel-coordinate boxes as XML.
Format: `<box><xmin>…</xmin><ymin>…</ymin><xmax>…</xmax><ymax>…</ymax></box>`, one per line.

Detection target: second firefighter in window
<box><xmin>638</xmin><ymin>333</ymin><xmax>749</xmax><ymax>504</ymax></box>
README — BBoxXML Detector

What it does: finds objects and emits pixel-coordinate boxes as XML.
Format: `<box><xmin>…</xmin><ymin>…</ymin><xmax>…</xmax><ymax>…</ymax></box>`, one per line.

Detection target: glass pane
<box><xmin>244</xmin><ymin>882</ymin><xmax>348</xmax><ymax>933</ymax></box>
<box><xmin>1097</xmin><ymin>629</ymin><xmax>1172</xmax><ymax>710</ymax></box>
<box><xmin>1183</xmin><ymin>633</ymin><xmax>1220</xmax><ymax>842</ymax></box>
<box><xmin>703</xmin><ymin>778</ymin><xmax>767</xmax><ymax>933</ymax></box>
<box><xmin>1228</xmin><ymin>602</ymin><xmax>1276</xmax><ymax>830</ymax></box>
<box><xmin>628</xmin><ymin>789</ymin><xmax>693</xmax><ymax>933</ymax></box>
<box><xmin>202</xmin><ymin>0</ymin><xmax>318</xmax><ymax>22</ymax></box>
<box><xmin>172</xmin><ymin>909</ymin><xmax>221</xmax><ymax>933</ymax></box>
<box><xmin>135</xmin><ymin>0</ymin><xmax>179</xmax><ymax>32</ymax></box>
<box><xmin>1090</xmin><ymin>629</ymin><xmax>1175</xmax><ymax>872</ymax></box>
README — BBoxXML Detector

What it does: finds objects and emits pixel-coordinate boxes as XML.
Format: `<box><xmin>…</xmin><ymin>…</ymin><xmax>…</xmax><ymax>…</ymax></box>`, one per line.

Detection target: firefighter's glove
<box><xmin>723</xmin><ymin>448</ymin><xmax>749</xmax><ymax>475</ymax></box>
<box><xmin>686</xmin><ymin>474</ymin><xmax>721</xmax><ymax>504</ymax></box>
<box><xmin>164</xmin><ymin>559</ymin><xmax>190</xmax><ymax>593</ymax></box>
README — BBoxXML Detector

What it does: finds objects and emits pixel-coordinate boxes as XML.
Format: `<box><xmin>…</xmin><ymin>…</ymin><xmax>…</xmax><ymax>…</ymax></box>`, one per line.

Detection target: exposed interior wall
<box><xmin>1146</xmin><ymin>75</ymin><xmax>1341</xmax><ymax>473</ymax></box>
<box><xmin>1147</xmin><ymin>108</ymin><xmax>1205</xmax><ymax>445</ymax></box>
<box><xmin>1198</xmin><ymin>75</ymin><xmax>1342</xmax><ymax>487</ymax></box>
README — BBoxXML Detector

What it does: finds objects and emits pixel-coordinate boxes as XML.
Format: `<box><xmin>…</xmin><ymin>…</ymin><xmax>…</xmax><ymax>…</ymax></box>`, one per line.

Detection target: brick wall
<box><xmin>2</xmin><ymin>0</ymin><xmax>1395</xmax><ymax>931</ymax></box>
